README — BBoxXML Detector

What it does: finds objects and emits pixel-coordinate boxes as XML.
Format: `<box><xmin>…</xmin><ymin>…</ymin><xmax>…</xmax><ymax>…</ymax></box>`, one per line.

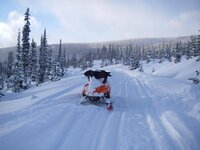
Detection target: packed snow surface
<box><xmin>0</xmin><ymin>58</ymin><xmax>200</xmax><ymax>150</ymax></box>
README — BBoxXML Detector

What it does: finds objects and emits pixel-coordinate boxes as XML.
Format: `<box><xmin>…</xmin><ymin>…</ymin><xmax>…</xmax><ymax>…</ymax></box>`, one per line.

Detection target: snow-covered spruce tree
<box><xmin>66</xmin><ymin>54</ymin><xmax>71</xmax><ymax>68</ymax></box>
<box><xmin>108</xmin><ymin>45</ymin><xmax>114</xmax><ymax>65</ymax></box>
<box><xmin>43</xmin><ymin>29</ymin><xmax>50</xmax><ymax>81</ymax></box>
<box><xmin>56</xmin><ymin>39</ymin><xmax>64</xmax><ymax>77</ymax></box>
<box><xmin>196</xmin><ymin>30</ymin><xmax>200</xmax><ymax>61</ymax></box>
<box><xmin>115</xmin><ymin>46</ymin><xmax>121</xmax><ymax>64</ymax></box>
<box><xmin>59</xmin><ymin>39</ymin><xmax>64</xmax><ymax>76</ymax></box>
<box><xmin>158</xmin><ymin>43</ymin><xmax>165</xmax><ymax>63</ymax></box>
<box><xmin>124</xmin><ymin>45</ymin><xmax>132</xmax><ymax>66</ymax></box>
<box><xmin>100</xmin><ymin>46</ymin><xmax>107</xmax><ymax>67</ymax></box>
<box><xmin>0</xmin><ymin>61</ymin><xmax>4</xmax><ymax>97</ymax></box>
<box><xmin>0</xmin><ymin>75</ymin><xmax>4</xmax><ymax>97</ymax></box>
<box><xmin>37</xmin><ymin>35</ymin><xmax>45</xmax><ymax>84</ymax></box>
<box><xmin>21</xmin><ymin>8</ymin><xmax>31</xmax><ymax>89</ymax></box>
<box><xmin>63</xmin><ymin>49</ymin><xmax>67</xmax><ymax>67</ymax></box>
<box><xmin>6</xmin><ymin>51</ymin><xmax>14</xmax><ymax>89</ymax></box>
<box><xmin>7</xmin><ymin>51</ymin><xmax>14</xmax><ymax>78</ymax></box>
<box><xmin>11</xmin><ymin>29</ymin><xmax>24</xmax><ymax>92</ymax></box>
<box><xmin>190</xmin><ymin>36</ymin><xmax>196</xmax><ymax>58</ymax></box>
<box><xmin>86</xmin><ymin>51</ymin><xmax>94</xmax><ymax>68</ymax></box>
<box><xmin>0</xmin><ymin>62</ymin><xmax>3</xmax><ymax>78</ymax></box>
<box><xmin>165</xmin><ymin>43</ymin><xmax>172</xmax><ymax>62</ymax></box>
<box><xmin>55</xmin><ymin>62</ymin><xmax>62</xmax><ymax>81</ymax></box>
<box><xmin>79</xmin><ymin>55</ymin><xmax>87</xmax><ymax>70</ymax></box>
<box><xmin>185</xmin><ymin>40</ymin><xmax>192</xmax><ymax>60</ymax></box>
<box><xmin>37</xmin><ymin>29</ymin><xmax>50</xmax><ymax>84</ymax></box>
<box><xmin>152</xmin><ymin>46</ymin><xmax>158</xmax><ymax>61</ymax></box>
<box><xmin>29</xmin><ymin>39</ymin><xmax>38</xmax><ymax>81</ymax></box>
<box><xmin>146</xmin><ymin>47</ymin><xmax>152</xmax><ymax>63</ymax></box>
<box><xmin>71</xmin><ymin>53</ymin><xmax>78</xmax><ymax>68</ymax></box>
<box><xmin>47</xmin><ymin>49</ymin><xmax>54</xmax><ymax>81</ymax></box>
<box><xmin>130</xmin><ymin>48</ymin><xmax>140</xmax><ymax>70</ymax></box>
<box><xmin>174</xmin><ymin>41</ymin><xmax>182</xmax><ymax>63</ymax></box>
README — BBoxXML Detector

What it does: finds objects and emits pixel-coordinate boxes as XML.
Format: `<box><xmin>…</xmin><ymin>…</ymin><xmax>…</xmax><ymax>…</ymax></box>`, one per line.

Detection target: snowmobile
<box><xmin>80</xmin><ymin>70</ymin><xmax>113</xmax><ymax>111</ymax></box>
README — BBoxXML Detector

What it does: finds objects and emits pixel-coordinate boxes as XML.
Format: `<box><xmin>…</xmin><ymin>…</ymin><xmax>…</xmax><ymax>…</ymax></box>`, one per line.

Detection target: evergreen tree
<box><xmin>130</xmin><ymin>48</ymin><xmax>140</xmax><ymax>70</ymax></box>
<box><xmin>37</xmin><ymin>30</ymin><xmax>50</xmax><ymax>84</ymax></box>
<box><xmin>37</xmin><ymin>35</ymin><xmax>45</xmax><ymax>84</ymax></box>
<box><xmin>79</xmin><ymin>55</ymin><xmax>87</xmax><ymax>70</ymax></box>
<box><xmin>6</xmin><ymin>51</ymin><xmax>14</xmax><ymax>89</ymax></box>
<box><xmin>0</xmin><ymin>75</ymin><xmax>4</xmax><ymax>97</ymax></box>
<box><xmin>63</xmin><ymin>49</ymin><xmax>67</xmax><ymax>67</ymax></box>
<box><xmin>47</xmin><ymin>49</ymin><xmax>54</xmax><ymax>80</ymax></box>
<box><xmin>174</xmin><ymin>41</ymin><xmax>182</xmax><ymax>63</ymax></box>
<box><xmin>20</xmin><ymin>8</ymin><xmax>31</xmax><ymax>89</ymax></box>
<box><xmin>185</xmin><ymin>41</ymin><xmax>192</xmax><ymax>60</ymax></box>
<box><xmin>7</xmin><ymin>51</ymin><xmax>14</xmax><ymax>78</ymax></box>
<box><xmin>71</xmin><ymin>53</ymin><xmax>78</xmax><ymax>68</ymax></box>
<box><xmin>87</xmin><ymin>51</ymin><xmax>93</xmax><ymax>68</ymax></box>
<box><xmin>0</xmin><ymin>62</ymin><xmax>3</xmax><ymax>77</ymax></box>
<box><xmin>29</xmin><ymin>39</ymin><xmax>38</xmax><ymax>81</ymax></box>
<box><xmin>165</xmin><ymin>44</ymin><xmax>172</xmax><ymax>62</ymax></box>
<box><xmin>21</xmin><ymin>8</ymin><xmax>31</xmax><ymax>78</ymax></box>
<box><xmin>43</xmin><ymin>29</ymin><xmax>50</xmax><ymax>81</ymax></box>
<box><xmin>12</xmin><ymin>29</ymin><xmax>24</xmax><ymax>92</ymax></box>
<box><xmin>196</xmin><ymin>30</ymin><xmax>200</xmax><ymax>61</ymax></box>
<box><xmin>0</xmin><ymin>61</ymin><xmax>4</xmax><ymax>97</ymax></box>
<box><xmin>57</xmin><ymin>39</ymin><xmax>64</xmax><ymax>76</ymax></box>
<box><xmin>43</xmin><ymin>29</ymin><xmax>48</xmax><ymax>70</ymax></box>
<box><xmin>66</xmin><ymin>54</ymin><xmax>70</xmax><ymax>68</ymax></box>
<box><xmin>51</xmin><ymin>58</ymin><xmax>60</xmax><ymax>81</ymax></box>
<box><xmin>158</xmin><ymin>43</ymin><xmax>165</xmax><ymax>63</ymax></box>
<box><xmin>190</xmin><ymin>36</ymin><xmax>196</xmax><ymax>57</ymax></box>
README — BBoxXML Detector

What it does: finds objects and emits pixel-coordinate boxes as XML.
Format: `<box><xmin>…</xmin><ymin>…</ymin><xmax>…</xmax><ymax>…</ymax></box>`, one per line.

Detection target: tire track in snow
<box><xmin>147</xmin><ymin>115</ymin><xmax>171</xmax><ymax>150</ymax></box>
<box><xmin>48</xmin><ymin>108</ymin><xmax>78</xmax><ymax>150</ymax></box>
<box><xmin>161</xmin><ymin>111</ymin><xmax>198</xmax><ymax>150</ymax></box>
<box><xmin>134</xmin><ymin>77</ymin><xmax>173</xmax><ymax>150</ymax></box>
<box><xmin>115</xmin><ymin>112</ymin><xmax>125</xmax><ymax>150</ymax></box>
<box><xmin>110</xmin><ymin>71</ymin><xmax>159</xmax><ymax>149</ymax></box>
<box><xmin>0</xmin><ymin>80</ymin><xmax>83</xmax><ymax>129</ymax></box>
<box><xmin>89</xmin><ymin>113</ymin><xmax>121</xmax><ymax>150</ymax></box>
<box><xmin>116</xmin><ymin>111</ymin><xmax>155</xmax><ymax>150</ymax></box>
<box><xmin>58</xmin><ymin>109</ymin><xmax>101</xmax><ymax>150</ymax></box>
<box><xmin>96</xmin><ymin>112</ymin><xmax>123</xmax><ymax>150</ymax></box>
<box><xmin>135</xmin><ymin>76</ymin><xmax>198</xmax><ymax>150</ymax></box>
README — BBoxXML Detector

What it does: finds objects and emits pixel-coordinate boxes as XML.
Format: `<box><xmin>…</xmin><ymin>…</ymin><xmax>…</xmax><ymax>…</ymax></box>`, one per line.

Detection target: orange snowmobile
<box><xmin>81</xmin><ymin>70</ymin><xmax>113</xmax><ymax>110</ymax></box>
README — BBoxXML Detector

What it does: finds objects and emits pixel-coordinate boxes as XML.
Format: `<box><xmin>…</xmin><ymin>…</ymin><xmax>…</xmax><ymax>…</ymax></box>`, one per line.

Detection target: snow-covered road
<box><xmin>0</xmin><ymin>65</ymin><xmax>200</xmax><ymax>150</ymax></box>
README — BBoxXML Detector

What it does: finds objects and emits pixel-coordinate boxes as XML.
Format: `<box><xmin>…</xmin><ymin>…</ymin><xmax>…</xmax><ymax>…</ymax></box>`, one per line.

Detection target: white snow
<box><xmin>0</xmin><ymin>57</ymin><xmax>200</xmax><ymax>150</ymax></box>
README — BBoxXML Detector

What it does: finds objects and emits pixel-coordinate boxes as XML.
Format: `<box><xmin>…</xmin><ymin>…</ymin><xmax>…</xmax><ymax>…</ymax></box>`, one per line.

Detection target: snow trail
<box><xmin>0</xmin><ymin>64</ymin><xmax>200</xmax><ymax>150</ymax></box>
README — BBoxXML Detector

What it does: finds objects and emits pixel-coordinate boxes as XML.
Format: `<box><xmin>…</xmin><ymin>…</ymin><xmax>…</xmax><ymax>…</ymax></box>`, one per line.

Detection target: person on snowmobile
<box><xmin>82</xmin><ymin>70</ymin><xmax>111</xmax><ymax>98</ymax></box>
<box><xmin>82</xmin><ymin>70</ymin><xmax>113</xmax><ymax>110</ymax></box>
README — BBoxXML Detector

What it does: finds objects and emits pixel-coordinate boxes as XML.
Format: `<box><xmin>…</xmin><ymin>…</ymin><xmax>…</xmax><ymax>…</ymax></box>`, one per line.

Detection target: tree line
<box><xmin>0</xmin><ymin>8</ymin><xmax>66</xmax><ymax>95</ymax></box>
<box><xmin>0</xmin><ymin>8</ymin><xmax>200</xmax><ymax>97</ymax></box>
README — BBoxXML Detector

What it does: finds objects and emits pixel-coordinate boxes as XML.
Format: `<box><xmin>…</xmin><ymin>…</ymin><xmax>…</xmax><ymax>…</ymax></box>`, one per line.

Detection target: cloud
<box><xmin>3</xmin><ymin>0</ymin><xmax>200</xmax><ymax>46</ymax></box>
<box><xmin>28</xmin><ymin>0</ymin><xmax>168</xmax><ymax>41</ymax></box>
<box><xmin>166</xmin><ymin>10</ymin><xmax>200</xmax><ymax>36</ymax></box>
<box><xmin>0</xmin><ymin>10</ymin><xmax>40</xmax><ymax>48</ymax></box>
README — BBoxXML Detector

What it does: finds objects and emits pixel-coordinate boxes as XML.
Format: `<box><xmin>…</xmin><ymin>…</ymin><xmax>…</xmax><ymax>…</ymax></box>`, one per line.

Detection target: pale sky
<box><xmin>0</xmin><ymin>0</ymin><xmax>200</xmax><ymax>48</ymax></box>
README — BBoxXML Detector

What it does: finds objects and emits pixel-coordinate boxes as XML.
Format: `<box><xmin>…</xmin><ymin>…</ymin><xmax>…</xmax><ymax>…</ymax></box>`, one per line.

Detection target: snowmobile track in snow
<box><xmin>0</xmin><ymin>67</ymin><xmax>200</xmax><ymax>150</ymax></box>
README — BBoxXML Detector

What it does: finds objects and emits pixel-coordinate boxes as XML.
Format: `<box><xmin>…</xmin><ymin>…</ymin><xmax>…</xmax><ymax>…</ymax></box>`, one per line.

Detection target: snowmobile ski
<box><xmin>80</xmin><ymin>95</ymin><xmax>113</xmax><ymax>111</ymax></box>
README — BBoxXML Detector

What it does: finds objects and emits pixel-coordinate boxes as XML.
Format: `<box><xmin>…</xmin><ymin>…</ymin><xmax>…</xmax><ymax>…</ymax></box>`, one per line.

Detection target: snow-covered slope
<box><xmin>0</xmin><ymin>59</ymin><xmax>200</xmax><ymax>150</ymax></box>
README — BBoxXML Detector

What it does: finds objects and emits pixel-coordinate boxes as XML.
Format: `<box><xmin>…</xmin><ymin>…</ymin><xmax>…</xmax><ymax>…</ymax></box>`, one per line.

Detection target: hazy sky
<box><xmin>0</xmin><ymin>0</ymin><xmax>200</xmax><ymax>48</ymax></box>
